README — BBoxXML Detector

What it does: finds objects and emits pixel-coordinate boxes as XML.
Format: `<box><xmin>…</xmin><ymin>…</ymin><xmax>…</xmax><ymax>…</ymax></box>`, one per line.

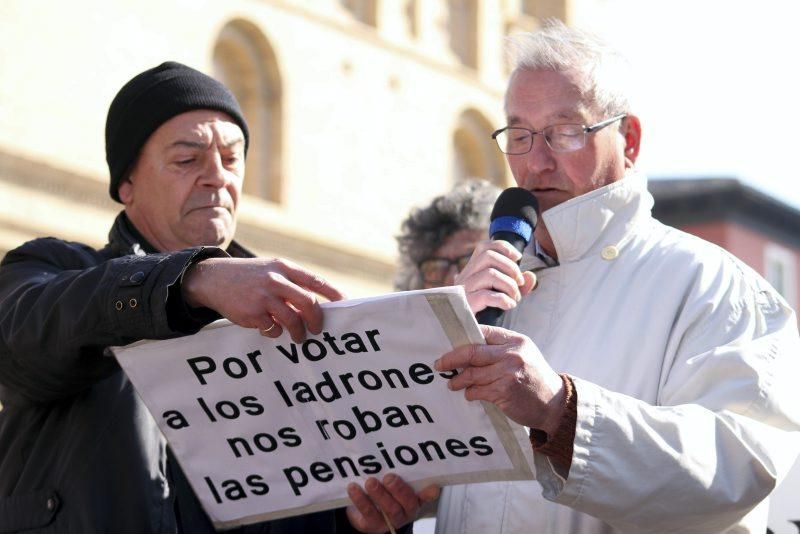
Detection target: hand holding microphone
<box><xmin>440</xmin><ymin>188</ymin><xmax>565</xmax><ymax>432</ymax></box>
<box><xmin>454</xmin><ymin>187</ymin><xmax>539</xmax><ymax>324</ymax></box>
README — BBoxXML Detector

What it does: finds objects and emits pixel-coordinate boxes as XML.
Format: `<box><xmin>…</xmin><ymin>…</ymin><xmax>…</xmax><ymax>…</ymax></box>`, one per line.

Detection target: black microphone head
<box><xmin>488</xmin><ymin>187</ymin><xmax>539</xmax><ymax>244</ymax></box>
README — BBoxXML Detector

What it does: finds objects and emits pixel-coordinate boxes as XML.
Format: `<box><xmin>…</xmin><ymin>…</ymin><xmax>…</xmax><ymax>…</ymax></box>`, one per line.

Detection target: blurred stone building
<box><xmin>0</xmin><ymin>0</ymin><xmax>571</xmax><ymax>296</ymax></box>
<box><xmin>650</xmin><ymin>178</ymin><xmax>800</xmax><ymax>312</ymax></box>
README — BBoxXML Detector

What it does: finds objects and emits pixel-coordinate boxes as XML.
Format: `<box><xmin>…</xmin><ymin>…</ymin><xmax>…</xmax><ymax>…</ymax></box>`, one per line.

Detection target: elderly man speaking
<box><xmin>433</xmin><ymin>21</ymin><xmax>800</xmax><ymax>534</ymax></box>
<box><xmin>0</xmin><ymin>62</ymin><xmax>432</xmax><ymax>533</ymax></box>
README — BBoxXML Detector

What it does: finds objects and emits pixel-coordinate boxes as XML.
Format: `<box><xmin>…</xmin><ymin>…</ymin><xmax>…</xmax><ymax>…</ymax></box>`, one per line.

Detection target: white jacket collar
<box><xmin>528</xmin><ymin>171</ymin><xmax>654</xmax><ymax>264</ymax></box>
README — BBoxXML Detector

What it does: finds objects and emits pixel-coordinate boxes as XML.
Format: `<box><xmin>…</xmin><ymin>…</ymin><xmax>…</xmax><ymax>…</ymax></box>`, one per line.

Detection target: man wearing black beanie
<box><xmin>0</xmin><ymin>62</ymin><xmax>433</xmax><ymax>533</ymax></box>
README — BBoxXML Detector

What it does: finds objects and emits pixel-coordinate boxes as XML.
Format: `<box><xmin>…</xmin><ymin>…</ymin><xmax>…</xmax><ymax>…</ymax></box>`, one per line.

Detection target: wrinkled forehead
<box><xmin>504</xmin><ymin>68</ymin><xmax>597</xmax><ymax>123</ymax></box>
<box><xmin>434</xmin><ymin>228</ymin><xmax>485</xmax><ymax>258</ymax></box>
<box><xmin>149</xmin><ymin>109</ymin><xmax>246</xmax><ymax>149</ymax></box>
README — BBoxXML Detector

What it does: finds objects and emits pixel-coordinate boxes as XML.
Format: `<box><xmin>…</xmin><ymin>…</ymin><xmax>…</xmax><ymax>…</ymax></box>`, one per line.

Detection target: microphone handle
<box><xmin>474</xmin><ymin>230</ymin><xmax>529</xmax><ymax>327</ymax></box>
<box><xmin>476</xmin><ymin>306</ymin><xmax>505</xmax><ymax>326</ymax></box>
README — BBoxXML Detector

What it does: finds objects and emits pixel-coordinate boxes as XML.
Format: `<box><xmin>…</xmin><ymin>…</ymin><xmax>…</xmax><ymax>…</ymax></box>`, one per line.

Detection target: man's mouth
<box><xmin>187</xmin><ymin>205</ymin><xmax>232</xmax><ymax>215</ymax></box>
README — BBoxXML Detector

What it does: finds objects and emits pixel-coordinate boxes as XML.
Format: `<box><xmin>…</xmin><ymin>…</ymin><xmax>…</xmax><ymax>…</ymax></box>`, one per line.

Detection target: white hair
<box><xmin>506</xmin><ymin>19</ymin><xmax>635</xmax><ymax>118</ymax></box>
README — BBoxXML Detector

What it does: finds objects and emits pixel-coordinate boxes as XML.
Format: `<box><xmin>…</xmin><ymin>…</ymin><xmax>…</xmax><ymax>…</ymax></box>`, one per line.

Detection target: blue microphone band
<box><xmin>489</xmin><ymin>216</ymin><xmax>533</xmax><ymax>242</ymax></box>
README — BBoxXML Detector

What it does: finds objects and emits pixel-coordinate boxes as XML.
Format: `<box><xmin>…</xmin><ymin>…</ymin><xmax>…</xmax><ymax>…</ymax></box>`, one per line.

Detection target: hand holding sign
<box><xmin>346</xmin><ymin>474</ymin><xmax>440</xmax><ymax>533</ymax></box>
<box><xmin>435</xmin><ymin>324</ymin><xmax>565</xmax><ymax>434</ymax></box>
<box><xmin>182</xmin><ymin>257</ymin><xmax>346</xmax><ymax>342</ymax></box>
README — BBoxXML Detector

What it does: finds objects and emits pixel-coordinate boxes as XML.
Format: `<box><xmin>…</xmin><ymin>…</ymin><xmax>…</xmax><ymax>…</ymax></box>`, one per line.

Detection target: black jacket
<box><xmin>0</xmin><ymin>213</ymin><xmax>357</xmax><ymax>533</ymax></box>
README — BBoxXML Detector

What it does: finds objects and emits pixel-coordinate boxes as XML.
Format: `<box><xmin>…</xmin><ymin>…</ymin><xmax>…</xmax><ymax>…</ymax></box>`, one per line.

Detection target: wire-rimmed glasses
<box><xmin>492</xmin><ymin>114</ymin><xmax>627</xmax><ymax>155</ymax></box>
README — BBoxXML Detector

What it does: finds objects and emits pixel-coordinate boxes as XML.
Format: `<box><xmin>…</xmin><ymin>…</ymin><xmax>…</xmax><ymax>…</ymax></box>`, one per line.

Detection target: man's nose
<box><xmin>197</xmin><ymin>151</ymin><xmax>229</xmax><ymax>188</ymax></box>
<box><xmin>523</xmin><ymin>133</ymin><xmax>556</xmax><ymax>175</ymax></box>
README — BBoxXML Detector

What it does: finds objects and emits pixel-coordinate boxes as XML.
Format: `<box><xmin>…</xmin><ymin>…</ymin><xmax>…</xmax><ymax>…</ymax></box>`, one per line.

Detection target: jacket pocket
<box><xmin>0</xmin><ymin>490</ymin><xmax>59</xmax><ymax>532</ymax></box>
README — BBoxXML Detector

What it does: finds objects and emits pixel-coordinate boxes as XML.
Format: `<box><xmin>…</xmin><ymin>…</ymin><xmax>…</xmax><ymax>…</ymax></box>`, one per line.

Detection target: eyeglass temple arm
<box><xmin>585</xmin><ymin>114</ymin><xmax>627</xmax><ymax>133</ymax></box>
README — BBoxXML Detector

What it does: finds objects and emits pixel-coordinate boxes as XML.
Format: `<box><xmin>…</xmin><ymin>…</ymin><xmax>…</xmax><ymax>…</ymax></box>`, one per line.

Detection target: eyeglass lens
<box><xmin>420</xmin><ymin>254</ymin><xmax>473</xmax><ymax>283</ymax></box>
<box><xmin>497</xmin><ymin>124</ymin><xmax>586</xmax><ymax>154</ymax></box>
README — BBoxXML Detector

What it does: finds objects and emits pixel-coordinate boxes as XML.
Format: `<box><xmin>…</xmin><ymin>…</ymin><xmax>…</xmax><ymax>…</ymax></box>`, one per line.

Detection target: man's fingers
<box><xmin>457</xmin><ymin>251</ymin><xmax>525</xmax><ymax>292</ymax></box>
<box><xmin>479</xmin><ymin>324</ymin><xmax>519</xmax><ymax>346</ymax></box>
<box><xmin>272</xmin><ymin>283</ymin><xmax>324</xmax><ymax>335</ymax></box>
<box><xmin>436</xmin><ymin>326</ymin><xmax>522</xmax><ymax>371</ymax></box>
<box><xmin>464</xmin><ymin>267</ymin><xmax>523</xmax><ymax>302</ymax></box>
<box><xmin>345</xmin><ymin>483</ymin><xmax>378</xmax><ymax>531</ymax></box>
<box><xmin>461</xmin><ymin>248</ymin><xmax>523</xmax><ymax>281</ymax></box>
<box><xmin>462</xmin><ymin>382</ymin><xmax>499</xmax><ymax>403</ymax></box>
<box><xmin>446</xmin><ymin>361</ymin><xmax>507</xmax><ymax>391</ymax></box>
<box><xmin>363</xmin><ymin>477</ymin><xmax>406</xmax><ymax>527</ymax></box>
<box><xmin>345</xmin><ymin>476</ymin><xmax>425</xmax><ymax>533</ymax></box>
<box><xmin>455</xmin><ymin>244</ymin><xmax>529</xmax><ymax>316</ymax></box>
<box><xmin>264</xmin><ymin>296</ymin><xmax>307</xmax><ymax>343</ymax></box>
<box><xmin>465</xmin><ymin>289</ymin><xmax>518</xmax><ymax>314</ymax></box>
<box><xmin>381</xmin><ymin>474</ymin><xmax>419</xmax><ymax>518</ymax></box>
<box><xmin>279</xmin><ymin>260</ymin><xmax>346</xmax><ymax>302</ymax></box>
<box><xmin>436</xmin><ymin>343</ymin><xmax>498</xmax><ymax>372</ymax></box>
<box><xmin>258</xmin><ymin>317</ymin><xmax>283</xmax><ymax>339</ymax></box>
<box><xmin>186</xmin><ymin>257</ymin><xmax>345</xmax><ymax>342</ymax></box>
<box><xmin>266</xmin><ymin>262</ymin><xmax>344</xmax><ymax>338</ymax></box>
<box><xmin>346</xmin><ymin>477</ymin><xmax>408</xmax><ymax>532</ymax></box>
<box><xmin>521</xmin><ymin>271</ymin><xmax>537</xmax><ymax>295</ymax></box>
<box><xmin>444</xmin><ymin>341</ymin><xmax>524</xmax><ymax>391</ymax></box>
<box><xmin>470</xmin><ymin>239</ymin><xmax>523</xmax><ymax>263</ymax></box>
<box><xmin>419</xmin><ymin>484</ymin><xmax>441</xmax><ymax>504</ymax></box>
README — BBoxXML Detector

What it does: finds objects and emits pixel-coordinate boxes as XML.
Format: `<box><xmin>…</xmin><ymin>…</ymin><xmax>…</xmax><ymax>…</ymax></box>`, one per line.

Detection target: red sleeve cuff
<box><xmin>529</xmin><ymin>373</ymin><xmax>577</xmax><ymax>473</ymax></box>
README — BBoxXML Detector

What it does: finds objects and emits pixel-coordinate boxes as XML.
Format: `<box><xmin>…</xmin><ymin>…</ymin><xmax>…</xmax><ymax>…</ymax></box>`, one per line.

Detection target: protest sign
<box><xmin>112</xmin><ymin>286</ymin><xmax>534</xmax><ymax>529</ymax></box>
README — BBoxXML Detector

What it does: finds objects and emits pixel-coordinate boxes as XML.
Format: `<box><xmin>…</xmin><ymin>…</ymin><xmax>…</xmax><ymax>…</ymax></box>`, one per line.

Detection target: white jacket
<box><xmin>435</xmin><ymin>173</ymin><xmax>800</xmax><ymax>533</ymax></box>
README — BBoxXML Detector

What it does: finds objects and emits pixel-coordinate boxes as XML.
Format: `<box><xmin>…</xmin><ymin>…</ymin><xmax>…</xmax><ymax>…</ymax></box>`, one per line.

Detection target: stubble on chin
<box><xmin>184</xmin><ymin>214</ymin><xmax>236</xmax><ymax>248</ymax></box>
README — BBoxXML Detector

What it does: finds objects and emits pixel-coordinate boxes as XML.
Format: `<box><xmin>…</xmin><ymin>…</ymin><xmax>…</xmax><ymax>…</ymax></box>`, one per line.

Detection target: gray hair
<box><xmin>506</xmin><ymin>19</ymin><xmax>634</xmax><ymax>117</ymax></box>
<box><xmin>395</xmin><ymin>180</ymin><xmax>501</xmax><ymax>291</ymax></box>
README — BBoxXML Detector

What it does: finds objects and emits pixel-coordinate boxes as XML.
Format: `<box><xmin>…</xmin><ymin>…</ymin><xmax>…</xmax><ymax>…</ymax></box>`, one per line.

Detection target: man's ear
<box><xmin>118</xmin><ymin>174</ymin><xmax>134</xmax><ymax>205</ymax></box>
<box><xmin>621</xmin><ymin>114</ymin><xmax>642</xmax><ymax>166</ymax></box>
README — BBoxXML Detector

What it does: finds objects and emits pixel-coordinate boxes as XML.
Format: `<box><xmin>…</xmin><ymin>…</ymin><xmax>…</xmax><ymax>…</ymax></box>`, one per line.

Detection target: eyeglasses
<box><xmin>491</xmin><ymin>114</ymin><xmax>627</xmax><ymax>155</ymax></box>
<box><xmin>419</xmin><ymin>254</ymin><xmax>473</xmax><ymax>286</ymax></box>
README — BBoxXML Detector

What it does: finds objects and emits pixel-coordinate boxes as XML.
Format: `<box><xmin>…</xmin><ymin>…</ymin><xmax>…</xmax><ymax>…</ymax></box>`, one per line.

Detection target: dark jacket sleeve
<box><xmin>0</xmin><ymin>237</ymin><xmax>226</xmax><ymax>402</ymax></box>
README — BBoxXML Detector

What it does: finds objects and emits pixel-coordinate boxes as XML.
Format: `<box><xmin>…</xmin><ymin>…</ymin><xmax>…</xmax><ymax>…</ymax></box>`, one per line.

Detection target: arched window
<box><xmin>447</xmin><ymin>0</ymin><xmax>478</xmax><ymax>68</ymax></box>
<box><xmin>452</xmin><ymin>109</ymin><xmax>506</xmax><ymax>186</ymax></box>
<box><xmin>213</xmin><ymin>20</ymin><xmax>283</xmax><ymax>202</ymax></box>
<box><xmin>340</xmin><ymin>0</ymin><xmax>378</xmax><ymax>27</ymax></box>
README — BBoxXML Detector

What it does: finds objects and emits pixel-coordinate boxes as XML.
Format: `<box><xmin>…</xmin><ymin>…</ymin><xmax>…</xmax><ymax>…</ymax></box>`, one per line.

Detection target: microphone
<box><xmin>475</xmin><ymin>187</ymin><xmax>539</xmax><ymax>326</ymax></box>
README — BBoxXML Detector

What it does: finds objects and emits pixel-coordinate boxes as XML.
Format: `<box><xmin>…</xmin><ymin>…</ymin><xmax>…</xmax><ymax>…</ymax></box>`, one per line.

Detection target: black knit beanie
<box><xmin>105</xmin><ymin>61</ymin><xmax>250</xmax><ymax>202</ymax></box>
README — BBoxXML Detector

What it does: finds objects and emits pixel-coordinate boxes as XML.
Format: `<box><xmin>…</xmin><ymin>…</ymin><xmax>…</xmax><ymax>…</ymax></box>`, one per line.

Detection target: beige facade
<box><xmin>0</xmin><ymin>0</ymin><xmax>566</xmax><ymax>296</ymax></box>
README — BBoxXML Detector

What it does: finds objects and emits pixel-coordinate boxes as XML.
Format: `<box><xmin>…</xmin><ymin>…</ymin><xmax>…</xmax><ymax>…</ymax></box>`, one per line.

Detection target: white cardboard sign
<box><xmin>112</xmin><ymin>287</ymin><xmax>534</xmax><ymax>529</ymax></box>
